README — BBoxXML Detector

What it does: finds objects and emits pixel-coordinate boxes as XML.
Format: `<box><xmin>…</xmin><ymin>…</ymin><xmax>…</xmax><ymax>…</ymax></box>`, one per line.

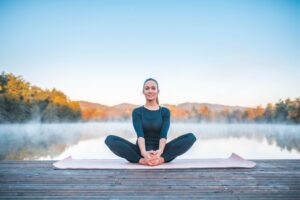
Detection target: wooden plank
<box><xmin>0</xmin><ymin>160</ymin><xmax>299</xmax><ymax>199</ymax></box>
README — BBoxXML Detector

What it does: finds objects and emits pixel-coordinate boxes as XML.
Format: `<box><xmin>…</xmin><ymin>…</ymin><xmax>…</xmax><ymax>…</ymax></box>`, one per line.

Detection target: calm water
<box><xmin>0</xmin><ymin>122</ymin><xmax>299</xmax><ymax>160</ymax></box>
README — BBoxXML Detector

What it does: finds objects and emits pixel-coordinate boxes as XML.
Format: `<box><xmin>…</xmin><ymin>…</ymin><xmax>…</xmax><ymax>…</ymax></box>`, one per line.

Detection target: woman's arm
<box><xmin>156</xmin><ymin>108</ymin><xmax>170</xmax><ymax>156</ymax></box>
<box><xmin>132</xmin><ymin>108</ymin><xmax>148</xmax><ymax>155</ymax></box>
<box><xmin>158</xmin><ymin>138</ymin><xmax>167</xmax><ymax>153</ymax></box>
<box><xmin>159</xmin><ymin>108</ymin><xmax>170</xmax><ymax>140</ymax></box>
<box><xmin>132</xmin><ymin>109</ymin><xmax>144</xmax><ymax>138</ymax></box>
<box><xmin>137</xmin><ymin>137</ymin><xmax>147</xmax><ymax>155</ymax></box>
<box><xmin>152</xmin><ymin>138</ymin><xmax>166</xmax><ymax>158</ymax></box>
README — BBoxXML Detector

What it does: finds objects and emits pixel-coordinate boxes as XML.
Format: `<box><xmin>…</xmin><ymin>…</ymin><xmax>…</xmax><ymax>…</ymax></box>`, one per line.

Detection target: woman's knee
<box><xmin>105</xmin><ymin>135</ymin><xmax>118</xmax><ymax>146</ymax></box>
<box><xmin>184</xmin><ymin>133</ymin><xmax>197</xmax><ymax>143</ymax></box>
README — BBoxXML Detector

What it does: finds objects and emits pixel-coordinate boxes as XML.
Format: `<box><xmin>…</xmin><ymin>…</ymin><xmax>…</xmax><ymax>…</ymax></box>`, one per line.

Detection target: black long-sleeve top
<box><xmin>132</xmin><ymin>105</ymin><xmax>170</xmax><ymax>148</ymax></box>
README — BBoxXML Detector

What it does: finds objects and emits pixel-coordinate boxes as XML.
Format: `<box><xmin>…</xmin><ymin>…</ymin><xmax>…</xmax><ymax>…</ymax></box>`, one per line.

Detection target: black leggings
<box><xmin>105</xmin><ymin>133</ymin><xmax>197</xmax><ymax>163</ymax></box>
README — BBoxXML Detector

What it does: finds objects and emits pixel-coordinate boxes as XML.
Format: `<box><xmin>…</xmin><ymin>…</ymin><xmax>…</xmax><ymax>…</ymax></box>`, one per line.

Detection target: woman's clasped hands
<box><xmin>141</xmin><ymin>149</ymin><xmax>164</xmax><ymax>166</ymax></box>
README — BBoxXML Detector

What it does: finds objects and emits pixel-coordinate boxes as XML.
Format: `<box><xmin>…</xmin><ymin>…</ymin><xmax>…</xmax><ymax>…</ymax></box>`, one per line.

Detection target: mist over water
<box><xmin>0</xmin><ymin>122</ymin><xmax>299</xmax><ymax>160</ymax></box>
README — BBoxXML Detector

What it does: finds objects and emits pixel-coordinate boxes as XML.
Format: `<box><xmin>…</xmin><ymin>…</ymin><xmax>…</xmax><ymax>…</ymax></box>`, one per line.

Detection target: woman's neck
<box><xmin>144</xmin><ymin>101</ymin><xmax>159</xmax><ymax>109</ymax></box>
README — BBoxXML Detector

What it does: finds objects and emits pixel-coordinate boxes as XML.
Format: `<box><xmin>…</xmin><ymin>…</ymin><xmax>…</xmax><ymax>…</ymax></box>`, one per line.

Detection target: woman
<box><xmin>105</xmin><ymin>78</ymin><xmax>197</xmax><ymax>166</ymax></box>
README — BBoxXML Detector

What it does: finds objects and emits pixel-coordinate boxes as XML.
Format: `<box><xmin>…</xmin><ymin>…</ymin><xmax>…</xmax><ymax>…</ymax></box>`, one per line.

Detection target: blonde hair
<box><xmin>143</xmin><ymin>78</ymin><xmax>159</xmax><ymax>105</ymax></box>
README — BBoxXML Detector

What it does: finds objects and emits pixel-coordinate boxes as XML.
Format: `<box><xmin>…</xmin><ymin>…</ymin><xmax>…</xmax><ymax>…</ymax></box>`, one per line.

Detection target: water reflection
<box><xmin>0</xmin><ymin>122</ymin><xmax>299</xmax><ymax>160</ymax></box>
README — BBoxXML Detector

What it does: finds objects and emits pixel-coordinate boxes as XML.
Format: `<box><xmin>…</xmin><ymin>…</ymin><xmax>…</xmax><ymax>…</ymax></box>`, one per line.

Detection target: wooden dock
<box><xmin>0</xmin><ymin>160</ymin><xmax>299</xmax><ymax>199</ymax></box>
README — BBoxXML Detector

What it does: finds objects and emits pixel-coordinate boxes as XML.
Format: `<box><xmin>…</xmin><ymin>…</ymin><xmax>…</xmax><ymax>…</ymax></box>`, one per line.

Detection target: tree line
<box><xmin>169</xmin><ymin>98</ymin><xmax>300</xmax><ymax>124</ymax></box>
<box><xmin>0</xmin><ymin>72</ymin><xmax>81</xmax><ymax>123</ymax></box>
<box><xmin>0</xmin><ymin>72</ymin><xmax>299</xmax><ymax>124</ymax></box>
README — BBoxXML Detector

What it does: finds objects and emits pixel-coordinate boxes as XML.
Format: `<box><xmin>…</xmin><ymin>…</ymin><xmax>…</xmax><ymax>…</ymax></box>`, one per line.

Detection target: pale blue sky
<box><xmin>0</xmin><ymin>0</ymin><xmax>299</xmax><ymax>107</ymax></box>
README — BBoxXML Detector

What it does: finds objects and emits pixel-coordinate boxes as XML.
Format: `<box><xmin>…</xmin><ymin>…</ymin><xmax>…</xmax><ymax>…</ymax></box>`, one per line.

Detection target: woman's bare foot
<box><xmin>145</xmin><ymin>156</ymin><xmax>165</xmax><ymax>166</ymax></box>
<box><xmin>157</xmin><ymin>157</ymin><xmax>165</xmax><ymax>165</ymax></box>
<box><xmin>138</xmin><ymin>157</ymin><xmax>162</xmax><ymax>166</ymax></box>
<box><xmin>138</xmin><ymin>158</ymin><xmax>148</xmax><ymax>165</ymax></box>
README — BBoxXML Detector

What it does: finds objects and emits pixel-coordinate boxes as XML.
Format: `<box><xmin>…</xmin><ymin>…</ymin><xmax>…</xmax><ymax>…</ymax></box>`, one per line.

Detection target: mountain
<box><xmin>176</xmin><ymin>102</ymin><xmax>248</xmax><ymax>112</ymax></box>
<box><xmin>78</xmin><ymin>101</ymin><xmax>109</xmax><ymax>110</ymax></box>
<box><xmin>77</xmin><ymin>101</ymin><xmax>248</xmax><ymax>121</ymax></box>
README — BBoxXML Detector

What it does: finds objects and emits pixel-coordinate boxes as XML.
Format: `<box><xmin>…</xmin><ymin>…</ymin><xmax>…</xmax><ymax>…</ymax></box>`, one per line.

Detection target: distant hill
<box><xmin>77</xmin><ymin>101</ymin><xmax>136</xmax><ymax>121</ymax></box>
<box><xmin>176</xmin><ymin>102</ymin><xmax>248</xmax><ymax>112</ymax></box>
<box><xmin>77</xmin><ymin>101</ymin><xmax>248</xmax><ymax>121</ymax></box>
<box><xmin>78</xmin><ymin>101</ymin><xmax>109</xmax><ymax>110</ymax></box>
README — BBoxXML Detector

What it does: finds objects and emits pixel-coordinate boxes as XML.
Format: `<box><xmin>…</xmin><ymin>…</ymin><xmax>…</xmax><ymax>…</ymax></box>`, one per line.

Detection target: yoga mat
<box><xmin>53</xmin><ymin>153</ymin><xmax>256</xmax><ymax>169</ymax></box>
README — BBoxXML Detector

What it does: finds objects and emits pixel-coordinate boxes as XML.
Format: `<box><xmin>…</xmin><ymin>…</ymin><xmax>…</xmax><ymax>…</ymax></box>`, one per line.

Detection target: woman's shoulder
<box><xmin>160</xmin><ymin>106</ymin><xmax>170</xmax><ymax>115</ymax></box>
<box><xmin>132</xmin><ymin>106</ymin><xmax>143</xmax><ymax>115</ymax></box>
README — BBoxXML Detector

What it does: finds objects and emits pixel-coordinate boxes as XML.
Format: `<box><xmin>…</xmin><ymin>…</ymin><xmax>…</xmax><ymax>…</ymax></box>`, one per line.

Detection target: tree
<box><xmin>275</xmin><ymin>99</ymin><xmax>288</xmax><ymax>122</ymax></box>
<box><xmin>264</xmin><ymin>103</ymin><xmax>275</xmax><ymax>122</ymax></box>
<box><xmin>254</xmin><ymin>105</ymin><xmax>264</xmax><ymax>122</ymax></box>
<box><xmin>0</xmin><ymin>72</ymin><xmax>82</xmax><ymax>123</ymax></box>
<box><xmin>243</xmin><ymin>108</ymin><xmax>256</xmax><ymax>122</ymax></box>
<box><xmin>198</xmin><ymin>106</ymin><xmax>211</xmax><ymax>122</ymax></box>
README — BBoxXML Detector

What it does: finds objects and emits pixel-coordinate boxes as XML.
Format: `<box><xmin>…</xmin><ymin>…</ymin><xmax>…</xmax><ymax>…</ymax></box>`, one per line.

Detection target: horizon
<box><xmin>1</xmin><ymin>0</ymin><xmax>299</xmax><ymax>107</ymax></box>
<box><xmin>77</xmin><ymin>99</ymin><xmax>257</xmax><ymax>108</ymax></box>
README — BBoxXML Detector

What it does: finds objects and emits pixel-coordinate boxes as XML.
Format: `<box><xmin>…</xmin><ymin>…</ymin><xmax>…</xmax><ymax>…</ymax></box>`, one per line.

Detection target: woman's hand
<box><xmin>141</xmin><ymin>150</ymin><xmax>150</xmax><ymax>159</ymax></box>
<box><xmin>141</xmin><ymin>150</ymin><xmax>156</xmax><ymax>160</ymax></box>
<box><xmin>151</xmin><ymin>149</ymin><xmax>163</xmax><ymax>159</ymax></box>
<box><xmin>141</xmin><ymin>149</ymin><xmax>164</xmax><ymax>166</ymax></box>
<box><xmin>141</xmin><ymin>150</ymin><xmax>159</xmax><ymax>165</ymax></box>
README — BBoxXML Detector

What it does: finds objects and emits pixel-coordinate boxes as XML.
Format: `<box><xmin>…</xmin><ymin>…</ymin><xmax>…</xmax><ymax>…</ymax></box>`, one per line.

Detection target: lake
<box><xmin>0</xmin><ymin>122</ymin><xmax>299</xmax><ymax>160</ymax></box>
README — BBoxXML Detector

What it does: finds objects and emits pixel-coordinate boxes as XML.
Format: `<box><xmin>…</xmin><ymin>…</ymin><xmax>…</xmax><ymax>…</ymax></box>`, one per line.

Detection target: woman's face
<box><xmin>143</xmin><ymin>80</ymin><xmax>159</xmax><ymax>102</ymax></box>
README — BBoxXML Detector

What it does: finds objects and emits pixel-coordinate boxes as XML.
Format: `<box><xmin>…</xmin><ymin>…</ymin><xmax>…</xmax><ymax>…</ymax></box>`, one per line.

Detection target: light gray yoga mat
<box><xmin>53</xmin><ymin>153</ymin><xmax>256</xmax><ymax>169</ymax></box>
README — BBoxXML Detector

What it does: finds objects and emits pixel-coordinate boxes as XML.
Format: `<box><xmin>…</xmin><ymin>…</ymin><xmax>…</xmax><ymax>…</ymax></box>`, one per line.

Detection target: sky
<box><xmin>0</xmin><ymin>0</ymin><xmax>299</xmax><ymax>107</ymax></box>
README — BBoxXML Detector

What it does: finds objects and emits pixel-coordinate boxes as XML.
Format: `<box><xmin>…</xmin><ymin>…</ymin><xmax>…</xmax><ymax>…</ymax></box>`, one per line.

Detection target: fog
<box><xmin>0</xmin><ymin>122</ymin><xmax>299</xmax><ymax>160</ymax></box>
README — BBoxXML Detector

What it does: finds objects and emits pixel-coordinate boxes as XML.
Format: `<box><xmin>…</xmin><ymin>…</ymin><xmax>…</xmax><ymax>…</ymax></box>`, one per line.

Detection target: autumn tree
<box><xmin>0</xmin><ymin>72</ymin><xmax>82</xmax><ymax>123</ymax></box>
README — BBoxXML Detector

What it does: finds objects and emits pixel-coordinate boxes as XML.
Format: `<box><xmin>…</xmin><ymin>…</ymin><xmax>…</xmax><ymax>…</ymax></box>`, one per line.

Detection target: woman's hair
<box><xmin>143</xmin><ymin>78</ymin><xmax>159</xmax><ymax>105</ymax></box>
